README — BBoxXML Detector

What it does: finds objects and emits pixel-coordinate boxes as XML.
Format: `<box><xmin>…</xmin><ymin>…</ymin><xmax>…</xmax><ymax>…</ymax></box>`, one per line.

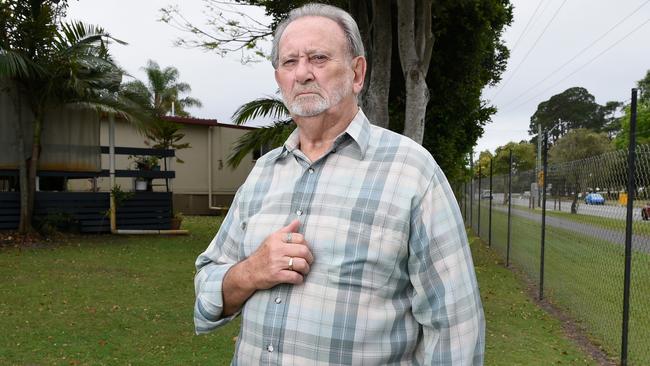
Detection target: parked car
<box><xmin>480</xmin><ymin>189</ymin><xmax>492</xmax><ymax>199</ymax></box>
<box><xmin>585</xmin><ymin>193</ymin><xmax>605</xmax><ymax>205</ymax></box>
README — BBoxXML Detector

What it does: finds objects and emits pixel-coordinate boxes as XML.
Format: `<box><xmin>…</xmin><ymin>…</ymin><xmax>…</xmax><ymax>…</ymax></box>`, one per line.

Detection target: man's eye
<box><xmin>282</xmin><ymin>59</ymin><xmax>296</xmax><ymax>66</ymax></box>
<box><xmin>311</xmin><ymin>55</ymin><xmax>328</xmax><ymax>63</ymax></box>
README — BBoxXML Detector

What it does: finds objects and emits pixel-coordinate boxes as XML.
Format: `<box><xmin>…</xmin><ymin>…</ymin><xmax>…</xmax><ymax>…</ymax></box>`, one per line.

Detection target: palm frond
<box><xmin>56</xmin><ymin>21</ymin><xmax>126</xmax><ymax>51</ymax></box>
<box><xmin>227</xmin><ymin>120</ymin><xmax>295</xmax><ymax>168</ymax></box>
<box><xmin>231</xmin><ymin>96</ymin><xmax>288</xmax><ymax>125</ymax></box>
<box><xmin>0</xmin><ymin>49</ymin><xmax>46</xmax><ymax>78</ymax></box>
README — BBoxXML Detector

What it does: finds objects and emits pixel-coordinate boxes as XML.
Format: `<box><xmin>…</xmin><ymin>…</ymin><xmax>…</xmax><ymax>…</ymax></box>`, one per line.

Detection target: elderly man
<box><xmin>194</xmin><ymin>3</ymin><xmax>484</xmax><ymax>365</ymax></box>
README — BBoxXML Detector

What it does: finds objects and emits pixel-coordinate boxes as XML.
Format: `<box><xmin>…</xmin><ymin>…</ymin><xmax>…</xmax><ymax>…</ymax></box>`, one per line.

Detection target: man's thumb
<box><xmin>279</xmin><ymin>219</ymin><xmax>300</xmax><ymax>233</ymax></box>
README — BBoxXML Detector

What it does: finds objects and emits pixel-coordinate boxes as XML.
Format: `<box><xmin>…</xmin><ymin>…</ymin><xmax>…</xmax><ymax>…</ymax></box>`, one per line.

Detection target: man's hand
<box><xmin>244</xmin><ymin>219</ymin><xmax>314</xmax><ymax>289</ymax></box>
<box><xmin>221</xmin><ymin>219</ymin><xmax>314</xmax><ymax>316</ymax></box>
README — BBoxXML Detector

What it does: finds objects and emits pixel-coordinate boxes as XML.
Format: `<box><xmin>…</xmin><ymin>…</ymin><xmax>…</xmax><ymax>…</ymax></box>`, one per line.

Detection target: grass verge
<box><xmin>469</xmin><ymin>203</ymin><xmax>650</xmax><ymax>365</ymax></box>
<box><xmin>0</xmin><ymin>216</ymin><xmax>600</xmax><ymax>365</ymax></box>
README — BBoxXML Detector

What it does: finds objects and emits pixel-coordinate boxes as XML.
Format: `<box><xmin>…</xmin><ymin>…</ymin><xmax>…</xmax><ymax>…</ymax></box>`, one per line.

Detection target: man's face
<box><xmin>275</xmin><ymin>16</ymin><xmax>363</xmax><ymax>117</ymax></box>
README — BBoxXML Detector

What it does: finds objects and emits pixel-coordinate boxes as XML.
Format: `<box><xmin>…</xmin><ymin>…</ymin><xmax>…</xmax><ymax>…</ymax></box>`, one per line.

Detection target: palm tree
<box><xmin>1</xmin><ymin>1</ymin><xmax>152</xmax><ymax>232</ymax></box>
<box><xmin>121</xmin><ymin>60</ymin><xmax>201</xmax><ymax>191</ymax></box>
<box><xmin>227</xmin><ymin>96</ymin><xmax>295</xmax><ymax>168</ymax></box>
<box><xmin>121</xmin><ymin>60</ymin><xmax>202</xmax><ymax>117</ymax></box>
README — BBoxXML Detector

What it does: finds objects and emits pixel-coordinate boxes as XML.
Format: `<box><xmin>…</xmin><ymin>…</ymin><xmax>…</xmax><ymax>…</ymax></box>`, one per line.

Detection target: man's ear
<box><xmin>351</xmin><ymin>56</ymin><xmax>367</xmax><ymax>95</ymax></box>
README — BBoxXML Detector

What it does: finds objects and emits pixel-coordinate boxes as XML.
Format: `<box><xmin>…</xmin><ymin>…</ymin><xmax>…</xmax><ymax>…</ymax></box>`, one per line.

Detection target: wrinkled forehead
<box><xmin>278</xmin><ymin>16</ymin><xmax>348</xmax><ymax>55</ymax></box>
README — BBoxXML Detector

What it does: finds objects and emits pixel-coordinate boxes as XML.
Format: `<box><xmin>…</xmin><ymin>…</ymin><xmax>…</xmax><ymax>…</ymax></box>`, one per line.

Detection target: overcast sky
<box><xmin>66</xmin><ymin>0</ymin><xmax>650</xmax><ymax>158</ymax></box>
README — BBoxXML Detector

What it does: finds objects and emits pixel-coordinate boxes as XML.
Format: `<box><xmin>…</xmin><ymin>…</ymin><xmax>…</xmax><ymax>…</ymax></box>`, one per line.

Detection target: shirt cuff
<box><xmin>194</xmin><ymin>262</ymin><xmax>238</xmax><ymax>334</ymax></box>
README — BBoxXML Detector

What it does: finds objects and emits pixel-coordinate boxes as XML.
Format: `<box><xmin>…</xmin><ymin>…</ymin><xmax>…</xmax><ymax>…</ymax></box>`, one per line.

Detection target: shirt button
<box><xmin>308</xmin><ymin>168</ymin><xmax>314</xmax><ymax>174</ymax></box>
<box><xmin>267</xmin><ymin>344</ymin><xmax>274</xmax><ymax>352</ymax></box>
<box><xmin>296</xmin><ymin>209</ymin><xmax>303</xmax><ymax>216</ymax></box>
<box><xmin>274</xmin><ymin>297</ymin><xmax>282</xmax><ymax>304</ymax></box>
<box><xmin>240</xmin><ymin>222</ymin><xmax>246</xmax><ymax>230</ymax></box>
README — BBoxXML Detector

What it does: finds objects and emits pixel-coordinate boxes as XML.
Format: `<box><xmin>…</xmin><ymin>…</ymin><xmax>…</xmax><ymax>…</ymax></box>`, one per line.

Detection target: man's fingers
<box><xmin>284</xmin><ymin>245</ymin><xmax>314</xmax><ymax>264</ymax></box>
<box><xmin>281</xmin><ymin>232</ymin><xmax>305</xmax><ymax>244</ymax></box>
<box><xmin>280</xmin><ymin>270</ymin><xmax>304</xmax><ymax>285</ymax></box>
<box><xmin>287</xmin><ymin>257</ymin><xmax>310</xmax><ymax>275</ymax></box>
<box><xmin>279</xmin><ymin>219</ymin><xmax>301</xmax><ymax>234</ymax></box>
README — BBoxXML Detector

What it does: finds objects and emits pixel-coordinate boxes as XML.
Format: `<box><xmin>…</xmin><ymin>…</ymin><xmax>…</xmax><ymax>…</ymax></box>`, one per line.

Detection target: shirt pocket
<box><xmin>325</xmin><ymin>205</ymin><xmax>408</xmax><ymax>292</ymax></box>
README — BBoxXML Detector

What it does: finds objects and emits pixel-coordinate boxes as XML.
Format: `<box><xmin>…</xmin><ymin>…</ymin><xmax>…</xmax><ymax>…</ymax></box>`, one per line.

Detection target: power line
<box><xmin>509</xmin><ymin>0</ymin><xmax>545</xmax><ymax>55</ymax></box>
<box><xmin>490</xmin><ymin>0</ymin><xmax>569</xmax><ymax>101</ymax></box>
<box><xmin>502</xmin><ymin>18</ymin><xmax>650</xmax><ymax>114</ymax></box>
<box><xmin>500</xmin><ymin>0</ymin><xmax>650</xmax><ymax>109</ymax></box>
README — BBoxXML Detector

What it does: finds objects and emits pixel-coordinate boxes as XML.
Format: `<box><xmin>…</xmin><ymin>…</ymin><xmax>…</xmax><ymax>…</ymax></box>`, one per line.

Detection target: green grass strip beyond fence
<box><xmin>471</xmin><ymin>202</ymin><xmax>650</xmax><ymax>365</ymax></box>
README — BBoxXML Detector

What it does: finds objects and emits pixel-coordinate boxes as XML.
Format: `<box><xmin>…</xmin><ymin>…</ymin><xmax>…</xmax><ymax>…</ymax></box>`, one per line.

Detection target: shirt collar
<box><xmin>272</xmin><ymin>108</ymin><xmax>371</xmax><ymax>162</ymax></box>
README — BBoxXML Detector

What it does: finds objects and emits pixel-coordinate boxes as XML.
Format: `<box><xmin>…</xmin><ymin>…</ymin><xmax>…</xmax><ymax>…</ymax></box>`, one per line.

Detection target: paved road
<box><xmin>488</xmin><ymin>193</ymin><xmax>646</xmax><ymax>221</ymax></box>
<box><xmin>475</xmin><ymin>202</ymin><xmax>650</xmax><ymax>253</ymax></box>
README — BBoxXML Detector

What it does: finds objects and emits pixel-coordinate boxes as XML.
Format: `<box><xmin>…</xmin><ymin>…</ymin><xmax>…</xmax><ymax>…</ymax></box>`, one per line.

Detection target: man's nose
<box><xmin>294</xmin><ymin>57</ymin><xmax>315</xmax><ymax>84</ymax></box>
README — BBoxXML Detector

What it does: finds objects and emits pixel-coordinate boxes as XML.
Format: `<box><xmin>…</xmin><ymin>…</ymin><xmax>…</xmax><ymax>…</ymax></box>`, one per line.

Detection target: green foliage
<box><xmin>110</xmin><ymin>184</ymin><xmax>134</xmax><ymax>209</ymax></box>
<box><xmin>549</xmin><ymin>128</ymin><xmax>613</xmax><ymax>164</ymax></box>
<box><xmin>227</xmin><ymin>96</ymin><xmax>294</xmax><ymax>168</ymax></box>
<box><xmin>418</xmin><ymin>0</ymin><xmax>513</xmax><ymax>182</ymax></box>
<box><xmin>1</xmin><ymin>0</ymin><xmax>152</xmax><ymax>232</ymax></box>
<box><xmin>529</xmin><ymin>87</ymin><xmax>618</xmax><ymax>143</ymax></box>
<box><xmin>614</xmin><ymin>70</ymin><xmax>650</xmax><ymax>150</ymax></box>
<box><xmin>637</xmin><ymin>69</ymin><xmax>650</xmax><ymax>104</ymax></box>
<box><xmin>475</xmin><ymin>150</ymin><xmax>494</xmax><ymax>178</ymax></box>
<box><xmin>143</xmin><ymin>119</ymin><xmax>190</xmax><ymax>164</ymax></box>
<box><xmin>162</xmin><ymin>1</ymin><xmax>512</xmax><ymax>182</ymax></box>
<box><xmin>33</xmin><ymin>212</ymin><xmax>79</xmax><ymax>235</ymax></box>
<box><xmin>121</xmin><ymin>59</ymin><xmax>202</xmax><ymax>118</ymax></box>
<box><xmin>492</xmin><ymin>141</ymin><xmax>536</xmax><ymax>175</ymax></box>
<box><xmin>227</xmin><ymin>121</ymin><xmax>295</xmax><ymax>168</ymax></box>
<box><xmin>128</xmin><ymin>155</ymin><xmax>160</xmax><ymax>171</ymax></box>
<box><xmin>231</xmin><ymin>96</ymin><xmax>290</xmax><ymax>126</ymax></box>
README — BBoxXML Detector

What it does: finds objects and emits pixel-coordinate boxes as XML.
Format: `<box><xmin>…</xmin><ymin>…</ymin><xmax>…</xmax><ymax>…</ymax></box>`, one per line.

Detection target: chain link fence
<box><xmin>459</xmin><ymin>144</ymin><xmax>650</xmax><ymax>365</ymax></box>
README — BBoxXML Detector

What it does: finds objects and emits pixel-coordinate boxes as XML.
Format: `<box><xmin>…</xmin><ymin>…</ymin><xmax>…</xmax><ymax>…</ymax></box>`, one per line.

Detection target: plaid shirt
<box><xmin>194</xmin><ymin>109</ymin><xmax>484</xmax><ymax>365</ymax></box>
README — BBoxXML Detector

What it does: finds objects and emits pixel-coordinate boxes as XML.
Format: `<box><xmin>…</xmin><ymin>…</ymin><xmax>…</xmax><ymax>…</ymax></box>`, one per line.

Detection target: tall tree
<box><xmin>121</xmin><ymin>59</ymin><xmax>202</xmax><ymax>117</ymax></box>
<box><xmin>492</xmin><ymin>141</ymin><xmax>536</xmax><ymax>176</ymax></box>
<box><xmin>614</xmin><ymin>70</ymin><xmax>650</xmax><ymax>149</ymax></box>
<box><xmin>160</xmin><ymin>0</ymin><xmax>512</xmax><ymax>180</ymax></box>
<box><xmin>529</xmin><ymin>87</ymin><xmax>618</xmax><ymax>143</ymax></box>
<box><xmin>548</xmin><ymin>128</ymin><xmax>612</xmax><ymax>164</ymax></box>
<box><xmin>474</xmin><ymin>150</ymin><xmax>493</xmax><ymax>178</ymax></box>
<box><xmin>1</xmin><ymin>0</ymin><xmax>150</xmax><ymax>233</ymax></box>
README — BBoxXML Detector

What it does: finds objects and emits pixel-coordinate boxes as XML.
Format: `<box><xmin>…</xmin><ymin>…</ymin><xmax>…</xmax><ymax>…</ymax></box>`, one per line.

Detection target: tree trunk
<box><xmin>9</xmin><ymin>90</ymin><xmax>32</xmax><ymax>233</ymax></box>
<box><xmin>25</xmin><ymin>115</ymin><xmax>43</xmax><ymax>232</ymax></box>
<box><xmin>397</xmin><ymin>0</ymin><xmax>433</xmax><ymax>144</ymax></box>
<box><xmin>361</xmin><ymin>0</ymin><xmax>391</xmax><ymax>128</ymax></box>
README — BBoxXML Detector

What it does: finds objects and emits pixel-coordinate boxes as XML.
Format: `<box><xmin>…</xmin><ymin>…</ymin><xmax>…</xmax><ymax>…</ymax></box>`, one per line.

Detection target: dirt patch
<box><xmin>506</xmin><ymin>263</ymin><xmax>618</xmax><ymax>366</ymax></box>
<box><xmin>0</xmin><ymin>230</ymin><xmax>69</xmax><ymax>249</ymax></box>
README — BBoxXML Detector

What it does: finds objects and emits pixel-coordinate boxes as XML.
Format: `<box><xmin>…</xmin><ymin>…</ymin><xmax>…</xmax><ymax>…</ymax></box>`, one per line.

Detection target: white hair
<box><xmin>270</xmin><ymin>3</ymin><xmax>365</xmax><ymax>69</ymax></box>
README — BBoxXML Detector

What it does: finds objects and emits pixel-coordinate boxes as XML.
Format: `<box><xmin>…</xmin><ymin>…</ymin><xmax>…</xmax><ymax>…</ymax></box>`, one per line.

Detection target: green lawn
<box><xmin>469</xmin><ymin>201</ymin><xmax>650</xmax><ymax>365</ymax></box>
<box><xmin>470</xmin><ymin>234</ymin><xmax>596</xmax><ymax>365</ymax></box>
<box><xmin>0</xmin><ymin>216</ymin><xmax>240</xmax><ymax>365</ymax></box>
<box><xmin>0</xmin><ymin>216</ymin><xmax>597</xmax><ymax>365</ymax></box>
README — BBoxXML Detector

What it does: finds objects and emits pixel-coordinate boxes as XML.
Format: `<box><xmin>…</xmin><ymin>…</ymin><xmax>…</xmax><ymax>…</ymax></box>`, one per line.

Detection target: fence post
<box><xmin>478</xmin><ymin>165</ymin><xmax>482</xmax><ymax>236</ymax></box>
<box><xmin>539</xmin><ymin>132</ymin><xmax>548</xmax><ymax>300</ymax></box>
<box><xmin>463</xmin><ymin>181</ymin><xmax>467</xmax><ymax>224</ymax></box>
<box><xmin>470</xmin><ymin>155</ymin><xmax>474</xmax><ymax>230</ymax></box>
<box><xmin>489</xmin><ymin>158</ymin><xmax>493</xmax><ymax>247</ymax></box>
<box><xmin>507</xmin><ymin>149</ymin><xmax>513</xmax><ymax>267</ymax></box>
<box><xmin>621</xmin><ymin>88</ymin><xmax>637</xmax><ymax>366</ymax></box>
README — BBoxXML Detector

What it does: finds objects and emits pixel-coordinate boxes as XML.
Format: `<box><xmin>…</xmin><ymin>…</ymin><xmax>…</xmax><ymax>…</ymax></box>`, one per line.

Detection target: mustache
<box><xmin>292</xmin><ymin>83</ymin><xmax>322</xmax><ymax>96</ymax></box>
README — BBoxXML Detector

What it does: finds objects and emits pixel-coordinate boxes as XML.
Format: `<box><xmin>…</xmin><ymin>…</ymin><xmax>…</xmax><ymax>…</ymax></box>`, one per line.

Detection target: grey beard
<box><xmin>286</xmin><ymin>95</ymin><xmax>330</xmax><ymax>117</ymax></box>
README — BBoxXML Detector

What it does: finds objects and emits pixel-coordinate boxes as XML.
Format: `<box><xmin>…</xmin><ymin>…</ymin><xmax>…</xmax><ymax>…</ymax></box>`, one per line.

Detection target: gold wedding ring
<box><xmin>288</xmin><ymin>257</ymin><xmax>294</xmax><ymax>271</ymax></box>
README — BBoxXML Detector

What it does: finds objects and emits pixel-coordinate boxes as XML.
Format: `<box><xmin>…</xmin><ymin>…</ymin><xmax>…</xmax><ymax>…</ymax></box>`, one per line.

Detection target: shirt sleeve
<box><xmin>407</xmin><ymin>166</ymin><xmax>485</xmax><ymax>365</ymax></box>
<box><xmin>194</xmin><ymin>189</ymin><xmax>246</xmax><ymax>334</ymax></box>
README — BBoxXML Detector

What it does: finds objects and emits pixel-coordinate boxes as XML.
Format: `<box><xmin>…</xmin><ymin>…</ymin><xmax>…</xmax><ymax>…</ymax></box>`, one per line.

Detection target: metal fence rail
<box><xmin>459</xmin><ymin>96</ymin><xmax>650</xmax><ymax>364</ymax></box>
